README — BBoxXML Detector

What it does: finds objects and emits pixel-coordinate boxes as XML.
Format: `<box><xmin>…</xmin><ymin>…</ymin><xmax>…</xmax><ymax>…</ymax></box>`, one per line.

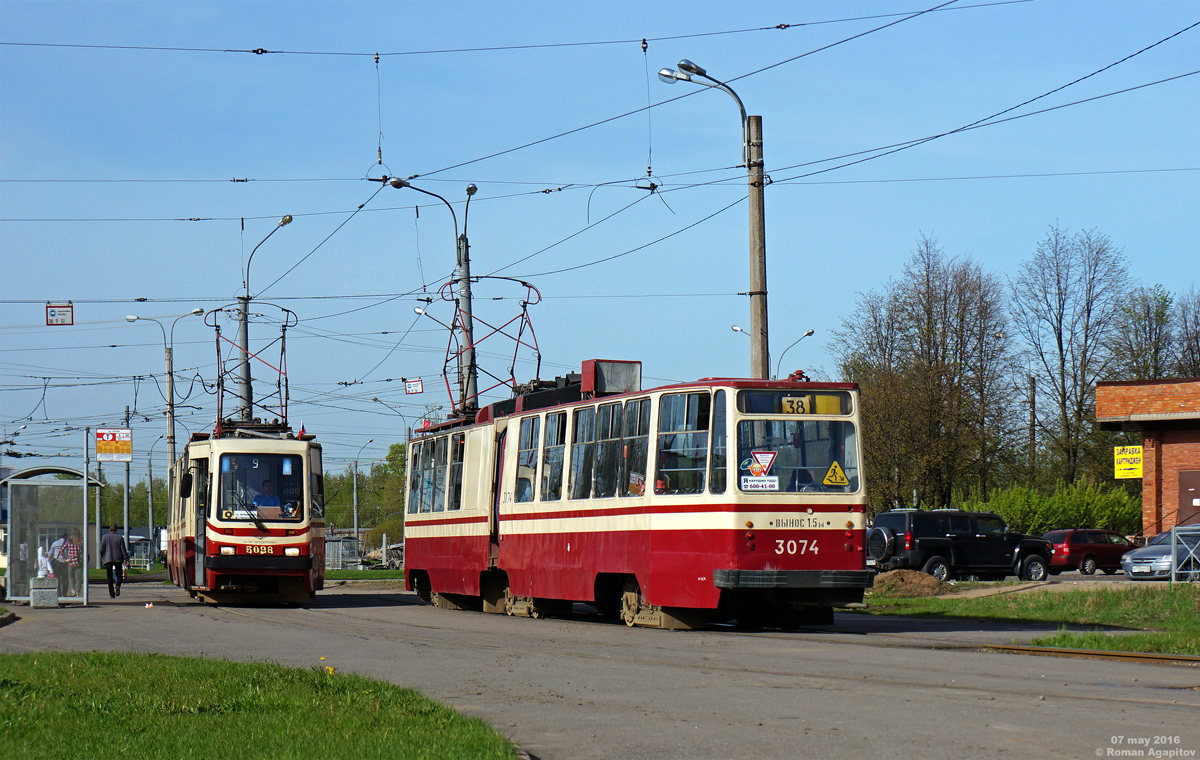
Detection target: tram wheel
<box><xmin>620</xmin><ymin>577</ymin><xmax>641</xmax><ymax>627</ymax></box>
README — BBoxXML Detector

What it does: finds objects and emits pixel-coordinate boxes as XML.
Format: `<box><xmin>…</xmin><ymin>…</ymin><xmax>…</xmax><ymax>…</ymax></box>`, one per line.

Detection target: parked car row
<box><xmin>868</xmin><ymin>509</ymin><xmax>1200</xmax><ymax>583</ymax></box>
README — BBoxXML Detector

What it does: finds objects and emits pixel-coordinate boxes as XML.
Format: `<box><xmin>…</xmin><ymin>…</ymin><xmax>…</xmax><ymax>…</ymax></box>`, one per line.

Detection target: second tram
<box><xmin>403</xmin><ymin>360</ymin><xmax>872</xmax><ymax>629</ymax></box>
<box><xmin>166</xmin><ymin>421</ymin><xmax>326</xmax><ymax>604</ymax></box>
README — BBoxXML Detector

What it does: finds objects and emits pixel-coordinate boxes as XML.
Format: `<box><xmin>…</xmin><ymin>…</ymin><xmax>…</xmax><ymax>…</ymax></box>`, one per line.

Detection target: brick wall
<box><xmin>1156</xmin><ymin>430</ymin><xmax>1200</xmax><ymax>533</ymax></box>
<box><xmin>1096</xmin><ymin>379</ymin><xmax>1200</xmax><ymax>419</ymax></box>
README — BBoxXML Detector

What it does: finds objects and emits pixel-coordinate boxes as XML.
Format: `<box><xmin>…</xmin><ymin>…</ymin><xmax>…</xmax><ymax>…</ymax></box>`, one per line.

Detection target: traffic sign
<box><xmin>405</xmin><ymin>378</ymin><xmax>424</xmax><ymax>395</ymax></box>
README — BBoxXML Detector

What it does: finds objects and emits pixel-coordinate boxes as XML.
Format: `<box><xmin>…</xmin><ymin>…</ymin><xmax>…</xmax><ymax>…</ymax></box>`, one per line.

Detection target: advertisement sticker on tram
<box><xmin>741</xmin><ymin>451</ymin><xmax>779</xmax><ymax>491</ymax></box>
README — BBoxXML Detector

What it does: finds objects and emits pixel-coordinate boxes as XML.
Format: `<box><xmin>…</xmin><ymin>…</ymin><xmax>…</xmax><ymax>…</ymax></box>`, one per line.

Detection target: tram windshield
<box><xmin>218</xmin><ymin>453</ymin><xmax>304</xmax><ymax>522</ymax></box>
<box><xmin>736</xmin><ymin>402</ymin><xmax>859</xmax><ymax>494</ymax></box>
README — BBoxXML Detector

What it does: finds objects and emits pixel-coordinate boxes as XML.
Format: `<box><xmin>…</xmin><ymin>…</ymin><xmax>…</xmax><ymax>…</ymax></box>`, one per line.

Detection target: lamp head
<box><xmin>279</xmin><ymin>214</ymin><xmax>293</xmax><ymax>227</ymax></box>
<box><xmin>367</xmin><ymin>438</ymin><xmax>374</xmax><ymax>444</ymax></box>
<box><xmin>731</xmin><ymin>324</ymin><xmax>743</xmax><ymax>333</ymax></box>
<box><xmin>658</xmin><ymin>68</ymin><xmax>683</xmax><ymax>84</ymax></box>
<box><xmin>190</xmin><ymin>307</ymin><xmax>204</xmax><ymax>316</ymax></box>
<box><xmin>389</xmin><ymin>178</ymin><xmax>409</xmax><ymax>189</ymax></box>
<box><xmin>803</xmin><ymin>329</ymin><xmax>815</xmax><ymax>337</ymax></box>
<box><xmin>371</xmin><ymin>397</ymin><xmax>380</xmax><ymax>402</ymax></box>
<box><xmin>465</xmin><ymin>184</ymin><xmax>477</xmax><ymax>197</ymax></box>
<box><xmin>414</xmin><ymin>307</ymin><xmax>426</xmax><ymax>316</ymax></box>
<box><xmin>126</xmin><ymin>315</ymin><xmax>139</xmax><ymax>322</ymax></box>
<box><xmin>677</xmin><ymin>59</ymin><xmax>706</xmax><ymax>77</ymax></box>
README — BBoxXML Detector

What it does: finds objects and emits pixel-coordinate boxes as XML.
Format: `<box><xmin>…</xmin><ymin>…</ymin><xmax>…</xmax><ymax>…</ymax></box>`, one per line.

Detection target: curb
<box><xmin>0</xmin><ymin>611</ymin><xmax>18</xmax><ymax>628</ymax></box>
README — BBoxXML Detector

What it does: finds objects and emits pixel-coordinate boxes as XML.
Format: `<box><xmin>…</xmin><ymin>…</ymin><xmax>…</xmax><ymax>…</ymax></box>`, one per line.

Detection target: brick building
<box><xmin>1095</xmin><ymin>378</ymin><xmax>1200</xmax><ymax>535</ymax></box>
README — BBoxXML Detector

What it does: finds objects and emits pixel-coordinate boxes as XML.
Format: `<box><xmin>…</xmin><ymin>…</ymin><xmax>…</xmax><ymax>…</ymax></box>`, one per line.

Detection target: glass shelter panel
<box><xmin>5</xmin><ymin>480</ymin><xmax>88</xmax><ymax>602</ymax></box>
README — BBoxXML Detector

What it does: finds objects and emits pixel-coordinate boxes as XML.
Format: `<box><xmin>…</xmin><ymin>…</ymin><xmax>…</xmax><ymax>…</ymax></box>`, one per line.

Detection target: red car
<box><xmin>1042</xmin><ymin>529</ymin><xmax>1133</xmax><ymax>575</ymax></box>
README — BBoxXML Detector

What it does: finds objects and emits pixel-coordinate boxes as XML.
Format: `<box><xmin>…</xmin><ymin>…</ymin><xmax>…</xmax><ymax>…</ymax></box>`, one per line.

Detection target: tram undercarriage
<box><xmin>410</xmin><ymin>569</ymin><xmax>863</xmax><ymax>631</ymax></box>
<box><xmin>188</xmin><ymin>574</ymin><xmax>312</xmax><ymax>606</ymax></box>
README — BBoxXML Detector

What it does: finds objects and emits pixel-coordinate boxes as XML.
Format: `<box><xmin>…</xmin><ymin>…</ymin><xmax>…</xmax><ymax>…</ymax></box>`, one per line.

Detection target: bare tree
<box><xmin>1175</xmin><ymin>286</ymin><xmax>1200</xmax><ymax>377</ymax></box>
<box><xmin>1011</xmin><ymin>226</ymin><xmax>1129</xmax><ymax>484</ymax></box>
<box><xmin>834</xmin><ymin>235</ymin><xmax>1013</xmax><ymax>509</ymax></box>
<box><xmin>1107</xmin><ymin>284</ymin><xmax>1174</xmax><ymax>380</ymax></box>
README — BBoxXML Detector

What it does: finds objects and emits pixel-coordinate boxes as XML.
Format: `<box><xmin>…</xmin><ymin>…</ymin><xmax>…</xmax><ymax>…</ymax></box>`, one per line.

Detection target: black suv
<box><xmin>867</xmin><ymin>509</ymin><xmax>1051</xmax><ymax>582</ymax></box>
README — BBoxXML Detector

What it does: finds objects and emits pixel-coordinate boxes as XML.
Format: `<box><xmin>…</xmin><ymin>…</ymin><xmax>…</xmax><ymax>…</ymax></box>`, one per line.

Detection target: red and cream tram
<box><xmin>166</xmin><ymin>422</ymin><xmax>326</xmax><ymax>604</ymax></box>
<box><xmin>403</xmin><ymin>360</ymin><xmax>871</xmax><ymax>629</ymax></box>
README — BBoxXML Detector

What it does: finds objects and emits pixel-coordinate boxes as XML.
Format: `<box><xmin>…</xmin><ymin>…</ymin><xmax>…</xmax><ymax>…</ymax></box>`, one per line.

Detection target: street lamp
<box><xmin>372</xmin><ymin>397</ymin><xmax>411</xmax><ymax>439</ymax></box>
<box><xmin>126</xmin><ymin>308</ymin><xmax>204</xmax><ymax>470</ymax></box>
<box><xmin>387</xmin><ymin>179</ymin><xmax>479</xmax><ymax>414</ymax></box>
<box><xmin>774</xmin><ymin>329</ymin><xmax>815</xmax><ymax>380</ymax></box>
<box><xmin>147</xmin><ymin>433</ymin><xmax>163</xmax><ymax>560</ymax></box>
<box><xmin>731</xmin><ymin>325</ymin><xmax>750</xmax><ymax>338</ymax></box>
<box><xmin>353</xmin><ymin>438</ymin><xmax>374</xmax><ymax>546</ymax></box>
<box><xmin>238</xmin><ymin>215</ymin><xmax>293</xmax><ymax>421</ymax></box>
<box><xmin>661</xmin><ymin>58</ymin><xmax>769</xmax><ymax>379</ymax></box>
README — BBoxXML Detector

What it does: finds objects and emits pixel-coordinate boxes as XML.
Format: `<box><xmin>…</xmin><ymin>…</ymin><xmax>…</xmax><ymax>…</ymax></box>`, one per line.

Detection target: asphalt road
<box><xmin>3</xmin><ymin>580</ymin><xmax>1198</xmax><ymax>760</ymax></box>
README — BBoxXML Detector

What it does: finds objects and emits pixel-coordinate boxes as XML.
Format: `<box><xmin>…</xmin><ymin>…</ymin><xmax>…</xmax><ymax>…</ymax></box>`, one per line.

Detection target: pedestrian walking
<box><xmin>99</xmin><ymin>525</ymin><xmax>129</xmax><ymax>598</ymax></box>
<box><xmin>49</xmin><ymin>533</ymin><xmax>70</xmax><ymax>596</ymax></box>
<box><xmin>66</xmin><ymin>529</ymin><xmax>84</xmax><ymax>596</ymax></box>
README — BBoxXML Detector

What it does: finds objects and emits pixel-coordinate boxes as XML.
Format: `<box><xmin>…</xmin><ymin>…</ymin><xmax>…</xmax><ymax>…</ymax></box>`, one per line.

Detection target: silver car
<box><xmin>1121</xmin><ymin>529</ymin><xmax>1200</xmax><ymax>581</ymax></box>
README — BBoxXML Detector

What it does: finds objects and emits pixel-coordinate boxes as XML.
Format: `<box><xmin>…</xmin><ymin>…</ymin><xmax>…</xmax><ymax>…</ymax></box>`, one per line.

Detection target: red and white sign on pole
<box><xmin>46</xmin><ymin>302</ymin><xmax>74</xmax><ymax>326</ymax></box>
<box><xmin>405</xmin><ymin>378</ymin><xmax>424</xmax><ymax>395</ymax></box>
<box><xmin>96</xmin><ymin>428</ymin><xmax>133</xmax><ymax>462</ymax></box>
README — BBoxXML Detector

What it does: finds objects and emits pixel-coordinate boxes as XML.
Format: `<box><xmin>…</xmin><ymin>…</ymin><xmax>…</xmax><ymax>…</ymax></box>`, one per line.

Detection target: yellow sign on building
<box><xmin>1114</xmin><ymin>445</ymin><xmax>1143</xmax><ymax>479</ymax></box>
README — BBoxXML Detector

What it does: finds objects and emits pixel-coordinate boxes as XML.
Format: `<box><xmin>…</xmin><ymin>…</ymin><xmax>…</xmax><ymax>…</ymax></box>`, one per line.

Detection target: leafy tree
<box><xmin>1107</xmin><ymin>284</ymin><xmax>1174</xmax><ymax>380</ymax></box>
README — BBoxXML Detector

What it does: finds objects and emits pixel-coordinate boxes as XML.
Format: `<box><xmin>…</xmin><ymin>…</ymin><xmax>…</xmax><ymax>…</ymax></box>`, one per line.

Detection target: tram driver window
<box><xmin>541</xmin><ymin>412</ymin><xmax>567</xmax><ymax>502</ymax></box>
<box><xmin>218</xmin><ymin>453</ymin><xmax>304</xmax><ymax>522</ymax></box>
<box><xmin>516</xmin><ymin>417</ymin><xmax>540</xmax><ymax>503</ymax></box>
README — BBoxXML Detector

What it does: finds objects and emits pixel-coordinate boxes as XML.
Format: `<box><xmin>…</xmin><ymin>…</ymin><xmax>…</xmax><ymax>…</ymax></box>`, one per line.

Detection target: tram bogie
<box><xmin>403</xmin><ymin>361</ymin><xmax>873</xmax><ymax>630</ymax></box>
<box><xmin>166</xmin><ymin>423</ymin><xmax>326</xmax><ymax>605</ymax></box>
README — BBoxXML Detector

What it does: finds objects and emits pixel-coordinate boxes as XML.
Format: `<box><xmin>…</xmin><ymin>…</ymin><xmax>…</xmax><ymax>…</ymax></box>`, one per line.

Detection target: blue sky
<box><xmin>2</xmin><ymin>0</ymin><xmax>1197</xmax><ymax>473</ymax></box>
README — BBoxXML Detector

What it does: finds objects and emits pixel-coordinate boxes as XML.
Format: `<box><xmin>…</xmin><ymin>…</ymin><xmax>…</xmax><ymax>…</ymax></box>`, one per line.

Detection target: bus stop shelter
<box><xmin>2</xmin><ymin>466</ymin><xmax>99</xmax><ymax>605</ymax></box>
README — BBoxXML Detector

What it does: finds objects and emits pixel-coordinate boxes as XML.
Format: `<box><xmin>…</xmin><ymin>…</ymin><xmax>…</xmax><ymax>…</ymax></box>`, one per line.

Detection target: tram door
<box><xmin>490</xmin><ymin>430</ymin><xmax>506</xmax><ymax>561</ymax></box>
<box><xmin>193</xmin><ymin>458</ymin><xmax>209</xmax><ymax>587</ymax></box>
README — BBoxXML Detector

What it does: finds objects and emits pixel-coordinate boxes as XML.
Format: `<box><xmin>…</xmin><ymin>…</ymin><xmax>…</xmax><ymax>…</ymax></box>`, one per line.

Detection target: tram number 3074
<box><xmin>776</xmin><ymin>539</ymin><xmax>819</xmax><ymax>555</ymax></box>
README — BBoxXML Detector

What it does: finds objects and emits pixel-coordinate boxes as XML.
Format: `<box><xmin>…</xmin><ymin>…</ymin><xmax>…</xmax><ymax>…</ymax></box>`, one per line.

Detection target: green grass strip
<box><xmin>860</xmin><ymin>584</ymin><xmax>1200</xmax><ymax>655</ymax></box>
<box><xmin>325</xmin><ymin>569</ymin><xmax>405</xmax><ymax>580</ymax></box>
<box><xmin>0</xmin><ymin>652</ymin><xmax>516</xmax><ymax>760</ymax></box>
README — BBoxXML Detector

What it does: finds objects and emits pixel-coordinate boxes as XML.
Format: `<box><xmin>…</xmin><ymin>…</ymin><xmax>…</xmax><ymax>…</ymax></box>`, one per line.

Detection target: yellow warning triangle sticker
<box><xmin>823</xmin><ymin>461</ymin><xmax>850</xmax><ymax>487</ymax></box>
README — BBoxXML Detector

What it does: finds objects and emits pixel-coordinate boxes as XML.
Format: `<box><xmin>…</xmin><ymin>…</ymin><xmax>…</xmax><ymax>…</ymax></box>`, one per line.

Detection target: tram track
<box><xmin>175</xmin><ymin>590</ymin><xmax>1200</xmax><ymax>711</ymax></box>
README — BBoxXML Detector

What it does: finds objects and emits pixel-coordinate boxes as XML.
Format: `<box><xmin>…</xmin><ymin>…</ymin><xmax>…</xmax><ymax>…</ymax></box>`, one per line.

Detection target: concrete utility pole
<box><xmin>747</xmin><ymin>115</ymin><xmax>769</xmax><ymax>380</ymax></box>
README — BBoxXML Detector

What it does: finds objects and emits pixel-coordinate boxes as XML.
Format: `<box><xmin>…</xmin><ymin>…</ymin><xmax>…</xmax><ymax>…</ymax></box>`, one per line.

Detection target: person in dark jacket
<box><xmin>99</xmin><ymin>525</ymin><xmax>129</xmax><ymax>598</ymax></box>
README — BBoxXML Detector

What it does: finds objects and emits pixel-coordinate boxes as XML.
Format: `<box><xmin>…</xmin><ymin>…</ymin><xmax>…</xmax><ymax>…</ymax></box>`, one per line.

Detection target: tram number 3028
<box><xmin>775</xmin><ymin>539</ymin><xmax>819</xmax><ymax>555</ymax></box>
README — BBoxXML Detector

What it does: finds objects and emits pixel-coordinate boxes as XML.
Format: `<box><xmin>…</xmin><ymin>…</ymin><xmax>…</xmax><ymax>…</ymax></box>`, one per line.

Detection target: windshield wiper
<box><xmin>232</xmin><ymin>490</ymin><xmax>269</xmax><ymax>532</ymax></box>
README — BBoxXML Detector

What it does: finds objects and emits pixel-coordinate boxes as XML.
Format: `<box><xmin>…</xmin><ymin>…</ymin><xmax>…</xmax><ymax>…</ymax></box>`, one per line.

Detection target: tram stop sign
<box><xmin>96</xmin><ymin>428</ymin><xmax>133</xmax><ymax>462</ymax></box>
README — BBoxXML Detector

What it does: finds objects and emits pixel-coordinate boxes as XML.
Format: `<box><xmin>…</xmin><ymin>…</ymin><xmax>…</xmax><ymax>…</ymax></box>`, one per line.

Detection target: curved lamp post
<box><xmin>353</xmin><ymin>438</ymin><xmax>374</xmax><ymax>544</ymax></box>
<box><xmin>774</xmin><ymin>329</ymin><xmax>815</xmax><ymax>380</ymax></box>
<box><xmin>126</xmin><ymin>308</ymin><xmax>204</xmax><ymax>469</ymax></box>
<box><xmin>389</xmin><ymin>179</ymin><xmax>480</xmax><ymax>414</ymax></box>
<box><xmin>661</xmin><ymin>59</ymin><xmax>769</xmax><ymax>379</ymax></box>
<box><xmin>237</xmin><ymin>215</ymin><xmax>293</xmax><ymax>421</ymax></box>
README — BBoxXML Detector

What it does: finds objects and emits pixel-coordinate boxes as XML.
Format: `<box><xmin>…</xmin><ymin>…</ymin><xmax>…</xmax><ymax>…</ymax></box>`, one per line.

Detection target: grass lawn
<box><xmin>860</xmin><ymin>583</ymin><xmax>1200</xmax><ymax>655</ymax></box>
<box><xmin>0</xmin><ymin>652</ymin><xmax>516</xmax><ymax>760</ymax></box>
<box><xmin>326</xmin><ymin>569</ymin><xmax>405</xmax><ymax>580</ymax></box>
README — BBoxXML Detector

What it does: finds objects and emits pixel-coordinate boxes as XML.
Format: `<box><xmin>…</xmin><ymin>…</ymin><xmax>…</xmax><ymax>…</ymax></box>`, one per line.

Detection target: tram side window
<box><xmin>620</xmin><ymin>398</ymin><xmax>651</xmax><ymax>497</ymax></box>
<box><xmin>655</xmin><ymin>392</ymin><xmax>710</xmax><ymax>495</ymax></box>
<box><xmin>448</xmin><ymin>433</ymin><xmax>465</xmax><ymax>511</ymax></box>
<box><xmin>407</xmin><ymin>441</ymin><xmax>422</xmax><ymax>514</ymax></box>
<box><xmin>541</xmin><ymin>412</ymin><xmax>567</xmax><ymax>502</ymax></box>
<box><xmin>569</xmin><ymin>406</ymin><xmax>597</xmax><ymax>500</ymax></box>
<box><xmin>516</xmin><ymin>417</ymin><xmax>540</xmax><ymax>503</ymax></box>
<box><xmin>710</xmin><ymin>390</ymin><xmax>727</xmax><ymax>494</ymax></box>
<box><xmin>310</xmin><ymin>448</ymin><xmax>325</xmax><ymax>518</ymax></box>
<box><xmin>431</xmin><ymin>435</ymin><xmax>448</xmax><ymax>512</ymax></box>
<box><xmin>418</xmin><ymin>439</ymin><xmax>439</xmax><ymax>513</ymax></box>
<box><xmin>593</xmin><ymin>402</ymin><xmax>624</xmax><ymax>498</ymax></box>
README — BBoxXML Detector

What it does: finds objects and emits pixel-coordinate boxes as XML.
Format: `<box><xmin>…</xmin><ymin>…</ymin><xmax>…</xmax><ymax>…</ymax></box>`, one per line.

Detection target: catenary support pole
<box><xmin>747</xmin><ymin>115</ymin><xmax>769</xmax><ymax>380</ymax></box>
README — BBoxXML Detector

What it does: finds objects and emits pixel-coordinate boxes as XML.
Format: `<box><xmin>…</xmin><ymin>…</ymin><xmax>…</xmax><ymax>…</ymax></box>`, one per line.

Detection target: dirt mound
<box><xmin>870</xmin><ymin>569</ymin><xmax>951</xmax><ymax>598</ymax></box>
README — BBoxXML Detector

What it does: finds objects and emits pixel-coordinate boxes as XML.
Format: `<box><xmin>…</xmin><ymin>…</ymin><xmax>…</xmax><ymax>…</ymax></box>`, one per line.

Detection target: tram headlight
<box><xmin>284</xmin><ymin>547</ymin><xmax>300</xmax><ymax>557</ymax></box>
<box><xmin>220</xmin><ymin>546</ymin><xmax>235</xmax><ymax>556</ymax></box>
